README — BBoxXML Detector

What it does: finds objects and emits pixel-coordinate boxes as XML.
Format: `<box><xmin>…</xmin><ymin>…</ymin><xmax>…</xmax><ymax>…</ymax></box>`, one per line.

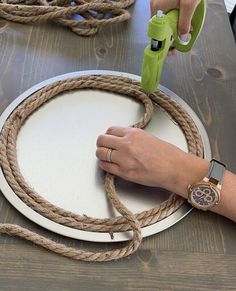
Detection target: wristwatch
<box><xmin>188</xmin><ymin>159</ymin><xmax>226</xmax><ymax>210</ymax></box>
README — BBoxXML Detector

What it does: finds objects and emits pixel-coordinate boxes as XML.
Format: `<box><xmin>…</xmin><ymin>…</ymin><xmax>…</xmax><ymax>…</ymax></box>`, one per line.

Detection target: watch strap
<box><xmin>207</xmin><ymin>159</ymin><xmax>226</xmax><ymax>185</ymax></box>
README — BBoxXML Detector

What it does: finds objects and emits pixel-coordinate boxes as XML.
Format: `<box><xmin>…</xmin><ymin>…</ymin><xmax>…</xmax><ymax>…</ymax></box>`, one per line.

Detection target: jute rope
<box><xmin>0</xmin><ymin>0</ymin><xmax>136</xmax><ymax>36</ymax></box>
<box><xmin>0</xmin><ymin>75</ymin><xmax>204</xmax><ymax>261</ymax></box>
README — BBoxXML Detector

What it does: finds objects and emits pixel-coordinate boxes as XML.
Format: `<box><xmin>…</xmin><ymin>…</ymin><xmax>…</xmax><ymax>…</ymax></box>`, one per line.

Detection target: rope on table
<box><xmin>0</xmin><ymin>0</ymin><xmax>136</xmax><ymax>36</ymax></box>
<box><xmin>0</xmin><ymin>75</ymin><xmax>204</xmax><ymax>261</ymax></box>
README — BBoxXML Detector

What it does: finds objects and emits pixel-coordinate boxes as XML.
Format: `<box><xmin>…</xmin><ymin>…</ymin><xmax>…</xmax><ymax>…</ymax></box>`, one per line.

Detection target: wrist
<box><xmin>171</xmin><ymin>153</ymin><xmax>210</xmax><ymax>199</ymax></box>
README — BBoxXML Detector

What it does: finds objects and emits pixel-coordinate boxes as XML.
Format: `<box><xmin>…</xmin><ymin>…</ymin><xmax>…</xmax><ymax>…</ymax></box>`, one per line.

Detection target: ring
<box><xmin>106</xmin><ymin>148</ymin><xmax>113</xmax><ymax>163</ymax></box>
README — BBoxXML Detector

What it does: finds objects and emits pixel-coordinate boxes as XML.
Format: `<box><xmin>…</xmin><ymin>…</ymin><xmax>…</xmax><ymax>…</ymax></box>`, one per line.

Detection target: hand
<box><xmin>96</xmin><ymin>126</ymin><xmax>209</xmax><ymax>197</ymax></box>
<box><xmin>150</xmin><ymin>0</ymin><xmax>200</xmax><ymax>56</ymax></box>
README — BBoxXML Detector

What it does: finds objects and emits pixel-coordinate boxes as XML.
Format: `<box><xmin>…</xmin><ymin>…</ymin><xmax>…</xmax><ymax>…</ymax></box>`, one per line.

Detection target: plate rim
<box><xmin>0</xmin><ymin>70</ymin><xmax>211</xmax><ymax>242</ymax></box>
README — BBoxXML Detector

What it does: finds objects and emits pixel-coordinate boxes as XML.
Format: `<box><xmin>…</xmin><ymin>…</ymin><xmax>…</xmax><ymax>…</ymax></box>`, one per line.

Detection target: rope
<box><xmin>0</xmin><ymin>75</ymin><xmax>204</xmax><ymax>261</ymax></box>
<box><xmin>0</xmin><ymin>0</ymin><xmax>136</xmax><ymax>36</ymax></box>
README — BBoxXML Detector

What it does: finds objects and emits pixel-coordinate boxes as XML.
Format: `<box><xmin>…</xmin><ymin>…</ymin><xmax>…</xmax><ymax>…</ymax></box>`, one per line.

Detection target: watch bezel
<box><xmin>188</xmin><ymin>181</ymin><xmax>220</xmax><ymax>210</ymax></box>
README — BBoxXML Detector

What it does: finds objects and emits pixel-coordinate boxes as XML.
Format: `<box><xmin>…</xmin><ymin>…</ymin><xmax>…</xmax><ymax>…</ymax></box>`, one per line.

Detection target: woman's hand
<box><xmin>96</xmin><ymin>126</ymin><xmax>209</xmax><ymax>197</ymax></box>
<box><xmin>150</xmin><ymin>0</ymin><xmax>200</xmax><ymax>55</ymax></box>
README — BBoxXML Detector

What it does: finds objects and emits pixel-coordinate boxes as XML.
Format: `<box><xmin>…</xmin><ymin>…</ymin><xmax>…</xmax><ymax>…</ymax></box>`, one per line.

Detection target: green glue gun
<box><xmin>141</xmin><ymin>0</ymin><xmax>206</xmax><ymax>94</ymax></box>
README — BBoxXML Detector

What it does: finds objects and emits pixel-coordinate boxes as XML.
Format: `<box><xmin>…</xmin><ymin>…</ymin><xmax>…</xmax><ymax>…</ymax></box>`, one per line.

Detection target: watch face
<box><xmin>189</xmin><ymin>183</ymin><xmax>220</xmax><ymax>210</ymax></box>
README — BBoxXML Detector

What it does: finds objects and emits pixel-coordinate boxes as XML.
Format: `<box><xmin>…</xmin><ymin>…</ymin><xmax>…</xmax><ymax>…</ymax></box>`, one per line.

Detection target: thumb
<box><xmin>178</xmin><ymin>0</ymin><xmax>199</xmax><ymax>41</ymax></box>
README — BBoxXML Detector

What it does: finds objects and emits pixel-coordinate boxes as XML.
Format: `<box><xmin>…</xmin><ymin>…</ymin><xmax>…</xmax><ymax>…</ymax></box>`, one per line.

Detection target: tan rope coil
<box><xmin>0</xmin><ymin>75</ymin><xmax>204</xmax><ymax>261</ymax></box>
<box><xmin>0</xmin><ymin>0</ymin><xmax>136</xmax><ymax>36</ymax></box>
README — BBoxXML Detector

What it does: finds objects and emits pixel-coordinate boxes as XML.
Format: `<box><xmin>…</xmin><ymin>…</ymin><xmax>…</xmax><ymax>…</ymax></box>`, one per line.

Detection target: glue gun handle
<box><xmin>174</xmin><ymin>0</ymin><xmax>206</xmax><ymax>52</ymax></box>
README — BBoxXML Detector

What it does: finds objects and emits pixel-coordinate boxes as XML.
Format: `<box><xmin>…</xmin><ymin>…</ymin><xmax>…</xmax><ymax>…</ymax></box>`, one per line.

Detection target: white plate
<box><xmin>0</xmin><ymin>71</ymin><xmax>211</xmax><ymax>242</ymax></box>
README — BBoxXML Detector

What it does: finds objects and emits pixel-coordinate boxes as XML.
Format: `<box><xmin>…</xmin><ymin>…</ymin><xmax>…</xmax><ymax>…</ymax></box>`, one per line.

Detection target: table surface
<box><xmin>0</xmin><ymin>0</ymin><xmax>236</xmax><ymax>290</ymax></box>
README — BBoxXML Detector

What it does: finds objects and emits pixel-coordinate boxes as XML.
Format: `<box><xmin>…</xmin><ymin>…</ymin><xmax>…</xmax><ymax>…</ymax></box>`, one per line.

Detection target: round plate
<box><xmin>0</xmin><ymin>71</ymin><xmax>211</xmax><ymax>242</ymax></box>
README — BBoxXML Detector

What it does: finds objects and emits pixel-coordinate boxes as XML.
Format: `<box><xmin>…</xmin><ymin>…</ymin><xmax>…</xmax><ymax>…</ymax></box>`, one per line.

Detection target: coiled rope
<box><xmin>0</xmin><ymin>0</ymin><xmax>136</xmax><ymax>36</ymax></box>
<box><xmin>0</xmin><ymin>75</ymin><xmax>204</xmax><ymax>261</ymax></box>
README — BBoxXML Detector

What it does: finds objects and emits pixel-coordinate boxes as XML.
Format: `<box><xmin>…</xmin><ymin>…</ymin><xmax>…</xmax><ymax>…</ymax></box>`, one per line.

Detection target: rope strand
<box><xmin>0</xmin><ymin>0</ymin><xmax>136</xmax><ymax>36</ymax></box>
<box><xmin>0</xmin><ymin>75</ymin><xmax>204</xmax><ymax>261</ymax></box>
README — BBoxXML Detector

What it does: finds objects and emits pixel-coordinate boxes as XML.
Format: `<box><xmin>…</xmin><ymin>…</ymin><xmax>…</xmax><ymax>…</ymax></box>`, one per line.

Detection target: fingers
<box><xmin>106</xmin><ymin>126</ymin><xmax>130</xmax><ymax>137</ymax></box>
<box><xmin>96</xmin><ymin>126</ymin><xmax>131</xmax><ymax>166</ymax></box>
<box><xmin>98</xmin><ymin>160</ymin><xmax>121</xmax><ymax>176</ymax></box>
<box><xmin>96</xmin><ymin>147</ymin><xmax>119</xmax><ymax>164</ymax></box>
<box><xmin>168</xmin><ymin>49</ymin><xmax>177</xmax><ymax>56</ymax></box>
<box><xmin>150</xmin><ymin>0</ymin><xmax>200</xmax><ymax>42</ymax></box>
<box><xmin>96</xmin><ymin>134</ymin><xmax>121</xmax><ymax>149</ymax></box>
<box><xmin>97</xmin><ymin>126</ymin><xmax>132</xmax><ymax>149</ymax></box>
<box><xmin>178</xmin><ymin>0</ymin><xmax>199</xmax><ymax>37</ymax></box>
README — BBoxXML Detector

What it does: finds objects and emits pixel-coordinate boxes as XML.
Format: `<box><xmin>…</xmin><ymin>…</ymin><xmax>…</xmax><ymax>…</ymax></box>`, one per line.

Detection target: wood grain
<box><xmin>0</xmin><ymin>0</ymin><xmax>235</xmax><ymax>290</ymax></box>
<box><xmin>0</xmin><ymin>245</ymin><xmax>235</xmax><ymax>291</ymax></box>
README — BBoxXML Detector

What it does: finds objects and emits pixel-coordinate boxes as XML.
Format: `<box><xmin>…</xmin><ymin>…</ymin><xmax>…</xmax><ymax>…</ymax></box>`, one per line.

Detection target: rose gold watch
<box><xmin>188</xmin><ymin>159</ymin><xmax>226</xmax><ymax>210</ymax></box>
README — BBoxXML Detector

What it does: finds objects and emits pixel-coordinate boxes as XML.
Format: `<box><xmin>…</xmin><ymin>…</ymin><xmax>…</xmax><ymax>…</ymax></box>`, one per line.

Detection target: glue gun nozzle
<box><xmin>156</xmin><ymin>10</ymin><xmax>164</xmax><ymax>18</ymax></box>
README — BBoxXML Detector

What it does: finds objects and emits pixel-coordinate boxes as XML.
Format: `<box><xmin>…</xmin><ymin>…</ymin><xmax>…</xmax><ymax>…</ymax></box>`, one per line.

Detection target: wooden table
<box><xmin>0</xmin><ymin>0</ymin><xmax>235</xmax><ymax>290</ymax></box>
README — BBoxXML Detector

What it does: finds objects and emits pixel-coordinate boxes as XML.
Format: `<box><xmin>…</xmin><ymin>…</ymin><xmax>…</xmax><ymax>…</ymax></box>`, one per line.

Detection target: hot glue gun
<box><xmin>141</xmin><ymin>0</ymin><xmax>206</xmax><ymax>94</ymax></box>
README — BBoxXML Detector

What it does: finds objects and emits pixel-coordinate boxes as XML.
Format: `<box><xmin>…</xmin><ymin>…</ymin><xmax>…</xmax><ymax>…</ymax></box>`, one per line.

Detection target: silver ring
<box><xmin>106</xmin><ymin>148</ymin><xmax>113</xmax><ymax>163</ymax></box>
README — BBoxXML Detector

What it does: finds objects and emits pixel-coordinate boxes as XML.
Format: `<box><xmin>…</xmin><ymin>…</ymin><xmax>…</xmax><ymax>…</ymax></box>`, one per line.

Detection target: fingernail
<box><xmin>180</xmin><ymin>33</ymin><xmax>189</xmax><ymax>42</ymax></box>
